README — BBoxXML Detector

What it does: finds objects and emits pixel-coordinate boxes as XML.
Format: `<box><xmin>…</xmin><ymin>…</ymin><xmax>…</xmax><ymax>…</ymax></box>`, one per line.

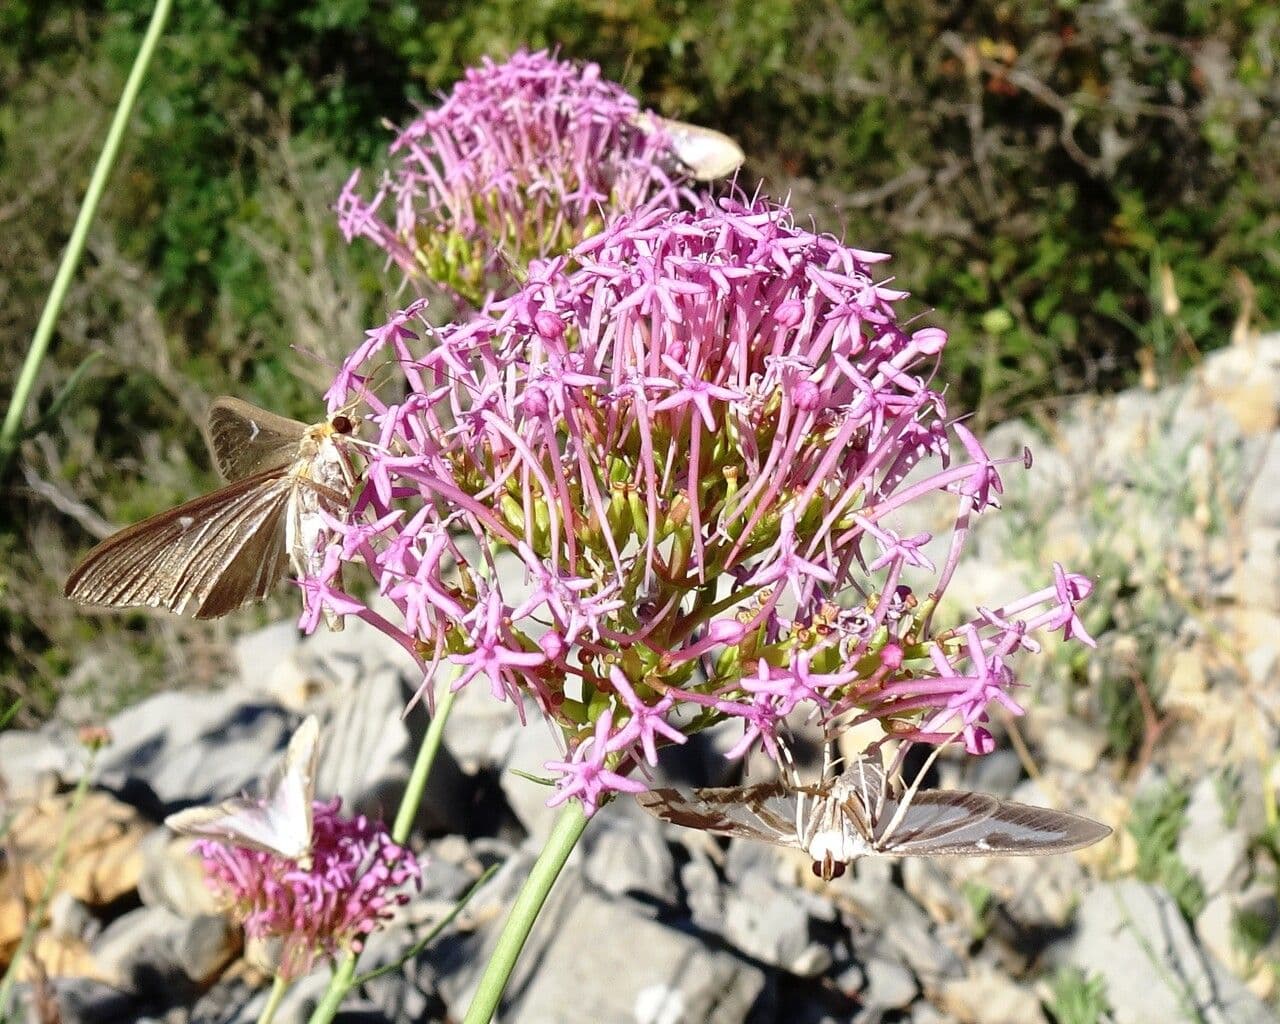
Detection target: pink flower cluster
<box><xmin>194</xmin><ymin>799</ymin><xmax>421</xmax><ymax>979</ymax></box>
<box><xmin>313</xmin><ymin>193</ymin><xmax>1095</xmax><ymax>815</ymax></box>
<box><xmin>336</xmin><ymin>49</ymin><xmax>694</xmax><ymax>308</ymax></box>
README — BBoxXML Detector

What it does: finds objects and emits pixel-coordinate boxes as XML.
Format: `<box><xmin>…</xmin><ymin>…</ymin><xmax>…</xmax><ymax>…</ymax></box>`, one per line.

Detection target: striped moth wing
<box><xmin>637</xmin><ymin>754</ymin><xmax>1110</xmax><ymax>880</ymax></box>
<box><xmin>165</xmin><ymin>715</ymin><xmax>321</xmax><ymax>868</ymax></box>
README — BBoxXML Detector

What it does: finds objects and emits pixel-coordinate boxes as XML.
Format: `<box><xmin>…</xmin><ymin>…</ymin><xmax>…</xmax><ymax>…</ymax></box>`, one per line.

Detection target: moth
<box><xmin>631</xmin><ymin>112</ymin><xmax>746</xmax><ymax>182</ymax></box>
<box><xmin>64</xmin><ymin>398</ymin><xmax>360</xmax><ymax>629</ymax></box>
<box><xmin>637</xmin><ymin>750</ymin><xmax>1111</xmax><ymax>880</ymax></box>
<box><xmin>166</xmin><ymin>714</ymin><xmax>321</xmax><ymax>868</ymax></box>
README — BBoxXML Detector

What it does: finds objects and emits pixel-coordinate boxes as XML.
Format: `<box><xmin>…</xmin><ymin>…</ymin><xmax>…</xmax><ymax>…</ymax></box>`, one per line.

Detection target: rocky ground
<box><xmin>1</xmin><ymin>332</ymin><xmax>1278</xmax><ymax>1024</ymax></box>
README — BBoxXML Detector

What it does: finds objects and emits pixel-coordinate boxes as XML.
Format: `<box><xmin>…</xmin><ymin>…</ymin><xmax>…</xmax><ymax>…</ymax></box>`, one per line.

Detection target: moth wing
<box><xmin>662</xmin><ymin>120</ymin><xmax>745</xmax><ymax>181</ymax></box>
<box><xmin>876</xmin><ymin>790</ymin><xmax>1111</xmax><ymax>855</ymax></box>
<box><xmin>637</xmin><ymin>781</ymin><xmax>801</xmax><ymax>846</ymax></box>
<box><xmin>206</xmin><ymin>397</ymin><xmax>309</xmax><ymax>482</ymax></box>
<box><xmin>64</xmin><ymin>470</ymin><xmax>293</xmax><ymax>619</ymax></box>
<box><xmin>258</xmin><ymin>715</ymin><xmax>320</xmax><ymax>854</ymax></box>
<box><xmin>165</xmin><ymin>798</ymin><xmax>283</xmax><ymax>856</ymax></box>
<box><xmin>165</xmin><ymin>717</ymin><xmax>321</xmax><ymax>862</ymax></box>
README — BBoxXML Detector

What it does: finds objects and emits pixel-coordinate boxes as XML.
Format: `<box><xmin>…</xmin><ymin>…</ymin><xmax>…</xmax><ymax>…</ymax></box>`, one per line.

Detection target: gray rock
<box><xmin>96</xmin><ymin>692</ymin><xmax>294</xmax><ymax>806</ymax></box>
<box><xmin>498</xmin><ymin>723</ymin><xmax>567</xmax><ymax>843</ymax></box>
<box><xmin>835</xmin><ymin>861</ymin><xmax>964</xmax><ymax>986</ymax></box>
<box><xmin>232</xmin><ymin>620</ymin><xmax>301</xmax><ymax>700</ymax></box>
<box><xmin>135</xmin><ymin>828</ymin><xmax>221</xmax><ymax>917</ymax></box>
<box><xmin>680</xmin><ymin>851</ymin><xmax>725</xmax><ymax>926</ymax></box>
<box><xmin>582</xmin><ymin>800</ymin><xmax>677</xmax><ymax>903</ymax></box>
<box><xmin>963</xmin><ymin>748</ymin><xmax>1023</xmax><ymax>797</ymax></box>
<box><xmin>315</xmin><ymin>657</ymin><xmax>467</xmax><ymax>836</ymax></box>
<box><xmin>47</xmin><ymin>891</ymin><xmax>100</xmax><ymax>944</ymax></box>
<box><xmin>1176</xmin><ymin>776</ymin><xmax>1248</xmax><ymax>898</ymax></box>
<box><xmin>92</xmin><ymin>905</ymin><xmax>237</xmax><ymax>992</ymax></box>
<box><xmin>437</xmin><ymin>861</ymin><xmax>765</xmax><ymax>1023</ymax></box>
<box><xmin>11</xmin><ymin>978</ymin><xmax>139</xmax><ymax>1024</ymax></box>
<box><xmin>861</xmin><ymin>955</ymin><xmax>918</xmax><ymax>1010</ymax></box>
<box><xmin>1060</xmin><ymin>879</ymin><xmax>1278</xmax><ymax>1024</ymax></box>
<box><xmin>177</xmin><ymin>914</ymin><xmax>240</xmax><ymax>986</ymax></box>
<box><xmin>0</xmin><ymin>721</ymin><xmax>88</xmax><ymax>797</ymax></box>
<box><xmin>939</xmin><ymin>968</ymin><xmax>1048</xmax><ymax>1024</ymax></box>
<box><xmin>1196</xmin><ymin>884</ymin><xmax>1280</xmax><ymax>978</ymax></box>
<box><xmin>717</xmin><ymin>871</ymin><xmax>827</xmax><ymax>974</ymax></box>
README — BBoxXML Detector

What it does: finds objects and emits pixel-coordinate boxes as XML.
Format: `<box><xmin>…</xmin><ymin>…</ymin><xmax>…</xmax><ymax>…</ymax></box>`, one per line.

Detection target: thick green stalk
<box><xmin>257</xmin><ymin>974</ymin><xmax>290</xmax><ymax>1024</ymax></box>
<box><xmin>0</xmin><ymin>0</ymin><xmax>176</xmax><ymax>478</ymax></box>
<box><xmin>461</xmin><ymin>801</ymin><xmax>590</xmax><ymax>1024</ymax></box>
<box><xmin>306</xmin><ymin>685</ymin><xmax>458</xmax><ymax>1024</ymax></box>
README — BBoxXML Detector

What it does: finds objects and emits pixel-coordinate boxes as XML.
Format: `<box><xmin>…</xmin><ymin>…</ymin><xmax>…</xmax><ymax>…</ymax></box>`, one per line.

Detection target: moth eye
<box><xmin>828</xmin><ymin>861</ymin><xmax>847</xmax><ymax>879</ymax></box>
<box><xmin>331</xmin><ymin>415</ymin><xmax>354</xmax><ymax>434</ymax></box>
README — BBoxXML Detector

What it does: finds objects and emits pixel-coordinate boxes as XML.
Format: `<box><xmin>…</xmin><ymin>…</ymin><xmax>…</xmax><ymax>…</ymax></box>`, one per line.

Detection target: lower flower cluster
<box><xmin>194</xmin><ymin>798</ymin><xmax>421</xmax><ymax>980</ymax></box>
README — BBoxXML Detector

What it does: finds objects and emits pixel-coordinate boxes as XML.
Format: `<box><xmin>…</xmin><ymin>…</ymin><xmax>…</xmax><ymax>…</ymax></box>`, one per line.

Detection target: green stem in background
<box><xmin>257</xmin><ymin>973</ymin><xmax>290</xmax><ymax>1024</ymax></box>
<box><xmin>0</xmin><ymin>0</ymin><xmax>175</xmax><ymax>479</ymax></box>
<box><xmin>461</xmin><ymin>801</ymin><xmax>590</xmax><ymax>1024</ymax></box>
<box><xmin>0</xmin><ymin>748</ymin><xmax>98</xmax><ymax>1017</ymax></box>
<box><xmin>306</xmin><ymin>684</ymin><xmax>459</xmax><ymax>1024</ymax></box>
<box><xmin>394</xmin><ymin>685</ymin><xmax>458</xmax><ymax>844</ymax></box>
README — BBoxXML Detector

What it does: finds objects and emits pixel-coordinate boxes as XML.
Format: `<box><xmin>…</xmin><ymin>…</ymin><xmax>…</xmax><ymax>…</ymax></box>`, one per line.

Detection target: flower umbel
<box><xmin>322</xmin><ymin>194</ymin><xmax>1095</xmax><ymax>813</ymax></box>
<box><xmin>194</xmin><ymin>799</ymin><xmax>420</xmax><ymax>980</ymax></box>
<box><xmin>336</xmin><ymin>49</ymin><xmax>696</xmax><ymax>308</ymax></box>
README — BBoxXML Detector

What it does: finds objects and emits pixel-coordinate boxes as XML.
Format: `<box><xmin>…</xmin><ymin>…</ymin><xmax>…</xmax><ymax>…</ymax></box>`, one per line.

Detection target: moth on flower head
<box><xmin>629</xmin><ymin>112</ymin><xmax>746</xmax><ymax>182</ymax></box>
<box><xmin>64</xmin><ymin>398</ymin><xmax>362</xmax><ymax>630</ymax></box>
<box><xmin>165</xmin><ymin>714</ymin><xmax>321</xmax><ymax>868</ymax></box>
<box><xmin>638</xmin><ymin>743</ymin><xmax>1110</xmax><ymax>881</ymax></box>
<box><xmin>167</xmin><ymin>715</ymin><xmax>422</xmax><ymax>980</ymax></box>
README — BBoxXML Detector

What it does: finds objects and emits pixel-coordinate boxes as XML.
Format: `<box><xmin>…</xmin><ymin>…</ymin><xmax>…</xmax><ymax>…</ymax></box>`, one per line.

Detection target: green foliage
<box><xmin>1046</xmin><ymin>967</ymin><xmax>1111</xmax><ymax>1024</ymax></box>
<box><xmin>1128</xmin><ymin>783</ymin><xmax>1206</xmax><ymax>920</ymax></box>
<box><xmin>960</xmin><ymin>879</ymin><xmax>994</xmax><ymax>941</ymax></box>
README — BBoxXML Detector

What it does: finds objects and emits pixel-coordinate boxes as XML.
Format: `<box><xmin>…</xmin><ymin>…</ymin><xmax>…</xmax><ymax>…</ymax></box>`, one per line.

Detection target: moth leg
<box><xmin>875</xmin><ymin>725</ymin><xmax>967</xmax><ymax>847</ymax></box>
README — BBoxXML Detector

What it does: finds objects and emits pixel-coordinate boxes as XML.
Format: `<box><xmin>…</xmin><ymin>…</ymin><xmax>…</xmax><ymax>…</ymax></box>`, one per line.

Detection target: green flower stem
<box><xmin>306</xmin><ymin>684</ymin><xmax>458</xmax><ymax>1024</ymax></box>
<box><xmin>0</xmin><ymin>0</ymin><xmax>175</xmax><ymax>478</ymax></box>
<box><xmin>394</xmin><ymin>685</ymin><xmax>458</xmax><ymax>844</ymax></box>
<box><xmin>461</xmin><ymin>800</ymin><xmax>590</xmax><ymax>1024</ymax></box>
<box><xmin>306</xmin><ymin>954</ymin><xmax>357</xmax><ymax>1024</ymax></box>
<box><xmin>257</xmin><ymin>973</ymin><xmax>290</xmax><ymax>1024</ymax></box>
<box><xmin>0</xmin><ymin>749</ymin><xmax>97</xmax><ymax>1017</ymax></box>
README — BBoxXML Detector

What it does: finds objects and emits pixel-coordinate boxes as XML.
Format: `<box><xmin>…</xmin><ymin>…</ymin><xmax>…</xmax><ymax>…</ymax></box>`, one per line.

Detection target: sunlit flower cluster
<box><xmin>193</xmin><ymin>799</ymin><xmax>421</xmax><ymax>979</ymax></box>
<box><xmin>312</xmin><ymin>193</ymin><xmax>1095</xmax><ymax>815</ymax></box>
<box><xmin>335</xmin><ymin>48</ymin><xmax>694</xmax><ymax>308</ymax></box>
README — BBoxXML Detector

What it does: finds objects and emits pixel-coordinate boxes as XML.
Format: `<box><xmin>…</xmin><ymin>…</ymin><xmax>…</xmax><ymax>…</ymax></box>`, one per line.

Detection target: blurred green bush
<box><xmin>1</xmin><ymin>0</ymin><xmax>1275</xmax><ymax>714</ymax></box>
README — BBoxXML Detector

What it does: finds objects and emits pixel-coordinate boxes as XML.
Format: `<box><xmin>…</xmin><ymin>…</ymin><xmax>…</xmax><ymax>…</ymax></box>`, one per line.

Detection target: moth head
<box><xmin>811</xmin><ymin>853</ymin><xmax>847</xmax><ymax>881</ymax></box>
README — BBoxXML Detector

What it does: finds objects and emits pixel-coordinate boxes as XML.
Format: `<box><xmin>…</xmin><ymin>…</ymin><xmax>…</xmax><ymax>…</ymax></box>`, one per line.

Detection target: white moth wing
<box><xmin>873</xmin><ymin>790</ymin><xmax>1111</xmax><ymax>855</ymax></box>
<box><xmin>165</xmin><ymin>716</ymin><xmax>320</xmax><ymax>865</ymax></box>
<box><xmin>637</xmin><ymin>781</ymin><xmax>801</xmax><ymax>846</ymax></box>
<box><xmin>631</xmin><ymin>112</ymin><xmax>745</xmax><ymax>181</ymax></box>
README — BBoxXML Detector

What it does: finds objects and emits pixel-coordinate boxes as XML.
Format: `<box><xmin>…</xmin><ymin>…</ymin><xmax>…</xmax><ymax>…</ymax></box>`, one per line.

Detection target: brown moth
<box><xmin>637</xmin><ymin>749</ymin><xmax>1111</xmax><ymax>881</ymax></box>
<box><xmin>165</xmin><ymin>715</ymin><xmax>320</xmax><ymax>868</ymax></box>
<box><xmin>64</xmin><ymin>398</ymin><xmax>359</xmax><ymax>629</ymax></box>
<box><xmin>631</xmin><ymin>112</ymin><xmax>746</xmax><ymax>182</ymax></box>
